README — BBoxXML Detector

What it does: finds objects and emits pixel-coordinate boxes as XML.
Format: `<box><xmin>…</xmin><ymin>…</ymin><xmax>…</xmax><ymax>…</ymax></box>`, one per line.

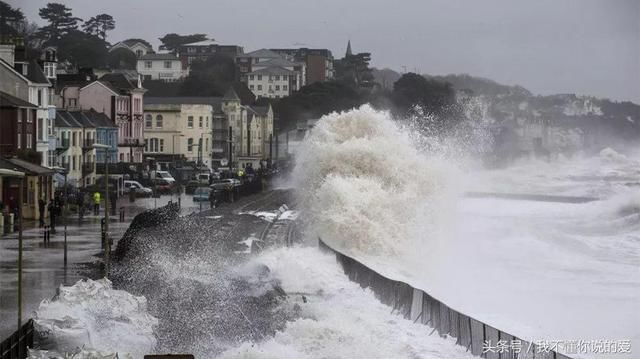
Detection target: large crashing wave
<box><xmin>293</xmin><ymin>105</ymin><xmax>460</xmax><ymax>261</ymax></box>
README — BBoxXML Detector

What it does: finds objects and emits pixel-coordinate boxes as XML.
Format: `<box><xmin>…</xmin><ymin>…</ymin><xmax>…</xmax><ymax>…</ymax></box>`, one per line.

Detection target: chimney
<box><xmin>0</xmin><ymin>44</ymin><xmax>15</xmax><ymax>67</ymax></box>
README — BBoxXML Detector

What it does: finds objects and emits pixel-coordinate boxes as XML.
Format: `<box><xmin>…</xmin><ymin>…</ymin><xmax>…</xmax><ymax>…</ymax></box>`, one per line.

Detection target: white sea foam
<box><xmin>220</xmin><ymin>246</ymin><xmax>475</xmax><ymax>359</ymax></box>
<box><xmin>34</xmin><ymin>278</ymin><xmax>157</xmax><ymax>358</ymax></box>
<box><xmin>291</xmin><ymin>105</ymin><xmax>461</xmax><ymax>270</ymax></box>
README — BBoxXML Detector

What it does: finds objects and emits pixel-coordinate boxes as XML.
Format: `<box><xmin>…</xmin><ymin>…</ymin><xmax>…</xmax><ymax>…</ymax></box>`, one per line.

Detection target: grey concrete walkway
<box><xmin>0</xmin><ymin>192</ymin><xmax>203</xmax><ymax>339</ymax></box>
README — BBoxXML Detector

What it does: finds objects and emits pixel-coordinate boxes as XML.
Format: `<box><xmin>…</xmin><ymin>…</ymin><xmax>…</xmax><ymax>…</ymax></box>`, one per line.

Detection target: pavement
<box><xmin>0</xmin><ymin>192</ymin><xmax>207</xmax><ymax>339</ymax></box>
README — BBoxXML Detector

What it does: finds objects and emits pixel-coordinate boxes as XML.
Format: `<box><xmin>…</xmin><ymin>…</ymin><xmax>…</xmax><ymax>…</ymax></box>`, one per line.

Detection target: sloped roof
<box><xmin>55</xmin><ymin>111</ymin><xmax>83</xmax><ymax>128</ymax></box>
<box><xmin>26</xmin><ymin>60</ymin><xmax>50</xmax><ymax>85</ymax></box>
<box><xmin>223</xmin><ymin>87</ymin><xmax>240</xmax><ymax>101</ymax></box>
<box><xmin>0</xmin><ymin>91</ymin><xmax>37</xmax><ymax>108</ymax></box>
<box><xmin>253</xmin><ymin>57</ymin><xmax>298</xmax><ymax>68</ymax></box>
<box><xmin>250</xmin><ymin>106</ymin><xmax>270</xmax><ymax>117</ymax></box>
<box><xmin>0</xmin><ymin>158</ymin><xmax>55</xmax><ymax>175</ymax></box>
<box><xmin>247</xmin><ymin>66</ymin><xmax>296</xmax><ymax>76</ymax></box>
<box><xmin>237</xmin><ymin>48</ymin><xmax>282</xmax><ymax>59</ymax></box>
<box><xmin>139</xmin><ymin>53</ymin><xmax>180</xmax><ymax>61</ymax></box>
<box><xmin>182</xmin><ymin>40</ymin><xmax>217</xmax><ymax>47</ymax></box>
<box><xmin>99</xmin><ymin>73</ymin><xmax>135</xmax><ymax>92</ymax></box>
<box><xmin>145</xmin><ymin>97</ymin><xmax>223</xmax><ymax>110</ymax></box>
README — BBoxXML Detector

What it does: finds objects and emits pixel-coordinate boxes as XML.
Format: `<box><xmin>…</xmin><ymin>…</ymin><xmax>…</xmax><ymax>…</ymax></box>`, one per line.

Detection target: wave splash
<box><xmin>293</xmin><ymin>105</ymin><xmax>460</xmax><ymax>263</ymax></box>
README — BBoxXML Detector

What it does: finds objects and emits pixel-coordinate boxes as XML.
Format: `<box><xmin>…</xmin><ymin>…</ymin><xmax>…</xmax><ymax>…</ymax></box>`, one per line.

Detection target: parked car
<box><xmin>185</xmin><ymin>180</ymin><xmax>201</xmax><ymax>195</ymax></box>
<box><xmin>153</xmin><ymin>179</ymin><xmax>173</xmax><ymax>194</ymax></box>
<box><xmin>124</xmin><ymin>180</ymin><xmax>153</xmax><ymax>197</ymax></box>
<box><xmin>197</xmin><ymin>172</ymin><xmax>211</xmax><ymax>185</ymax></box>
<box><xmin>210</xmin><ymin>179</ymin><xmax>241</xmax><ymax>191</ymax></box>
<box><xmin>193</xmin><ymin>187</ymin><xmax>211</xmax><ymax>202</ymax></box>
<box><xmin>155</xmin><ymin>170</ymin><xmax>176</xmax><ymax>184</ymax></box>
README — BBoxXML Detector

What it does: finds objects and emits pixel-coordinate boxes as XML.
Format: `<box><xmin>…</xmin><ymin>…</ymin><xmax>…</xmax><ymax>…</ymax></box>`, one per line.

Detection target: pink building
<box><xmin>71</xmin><ymin>73</ymin><xmax>146</xmax><ymax>163</ymax></box>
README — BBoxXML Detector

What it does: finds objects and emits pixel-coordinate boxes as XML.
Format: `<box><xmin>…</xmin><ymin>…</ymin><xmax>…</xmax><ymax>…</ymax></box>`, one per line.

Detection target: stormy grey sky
<box><xmin>10</xmin><ymin>0</ymin><xmax>640</xmax><ymax>103</ymax></box>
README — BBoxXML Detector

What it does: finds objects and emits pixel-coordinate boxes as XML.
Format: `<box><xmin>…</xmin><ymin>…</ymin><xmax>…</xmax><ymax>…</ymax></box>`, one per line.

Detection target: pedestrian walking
<box><xmin>38</xmin><ymin>197</ymin><xmax>46</xmax><ymax>227</ymax></box>
<box><xmin>209</xmin><ymin>189</ymin><xmax>217</xmax><ymax>209</ymax></box>
<box><xmin>93</xmin><ymin>191</ymin><xmax>101</xmax><ymax>215</ymax></box>
<box><xmin>48</xmin><ymin>199</ymin><xmax>57</xmax><ymax>233</ymax></box>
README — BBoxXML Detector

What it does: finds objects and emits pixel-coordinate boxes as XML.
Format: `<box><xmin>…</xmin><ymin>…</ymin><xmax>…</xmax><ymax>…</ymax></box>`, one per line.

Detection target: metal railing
<box><xmin>318</xmin><ymin>239</ymin><xmax>573</xmax><ymax>359</ymax></box>
<box><xmin>0</xmin><ymin>319</ymin><xmax>34</xmax><ymax>359</ymax></box>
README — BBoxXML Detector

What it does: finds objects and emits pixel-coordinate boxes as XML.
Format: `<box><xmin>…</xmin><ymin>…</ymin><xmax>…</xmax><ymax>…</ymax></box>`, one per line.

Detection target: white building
<box><xmin>110</xmin><ymin>39</ymin><xmax>153</xmax><ymax>58</ymax></box>
<box><xmin>245</xmin><ymin>67</ymin><xmax>298</xmax><ymax>99</ymax></box>
<box><xmin>143</xmin><ymin>99</ymin><xmax>214</xmax><ymax>170</ymax></box>
<box><xmin>137</xmin><ymin>53</ymin><xmax>187</xmax><ymax>81</ymax></box>
<box><xmin>238</xmin><ymin>49</ymin><xmax>305</xmax><ymax>99</ymax></box>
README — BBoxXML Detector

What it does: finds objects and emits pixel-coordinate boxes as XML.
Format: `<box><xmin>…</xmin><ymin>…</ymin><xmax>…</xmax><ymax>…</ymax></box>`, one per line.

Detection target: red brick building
<box><xmin>0</xmin><ymin>91</ymin><xmax>38</xmax><ymax>158</ymax></box>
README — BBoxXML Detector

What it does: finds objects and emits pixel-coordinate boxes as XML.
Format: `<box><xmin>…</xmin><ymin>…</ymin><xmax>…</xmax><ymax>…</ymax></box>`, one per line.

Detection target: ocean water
<box><xmin>291</xmin><ymin>105</ymin><xmax>639</xmax><ymax>359</ymax></box>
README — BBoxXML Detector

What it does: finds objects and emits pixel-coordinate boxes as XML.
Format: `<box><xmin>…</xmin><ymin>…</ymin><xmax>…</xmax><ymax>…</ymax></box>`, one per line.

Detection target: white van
<box><xmin>155</xmin><ymin>170</ymin><xmax>176</xmax><ymax>183</ymax></box>
<box><xmin>124</xmin><ymin>180</ymin><xmax>153</xmax><ymax>196</ymax></box>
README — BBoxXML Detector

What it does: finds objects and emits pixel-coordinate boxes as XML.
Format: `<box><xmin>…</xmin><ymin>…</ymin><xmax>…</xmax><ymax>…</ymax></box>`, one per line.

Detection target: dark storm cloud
<box><xmin>10</xmin><ymin>0</ymin><xmax>640</xmax><ymax>102</ymax></box>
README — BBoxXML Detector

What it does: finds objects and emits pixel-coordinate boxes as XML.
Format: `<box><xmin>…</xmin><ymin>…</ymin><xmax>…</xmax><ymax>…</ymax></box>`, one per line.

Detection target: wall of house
<box><xmin>0</xmin><ymin>66</ymin><xmax>28</xmax><ymax>99</ymax></box>
<box><xmin>136</xmin><ymin>59</ymin><xmax>186</xmax><ymax>81</ymax></box>
<box><xmin>79</xmin><ymin>84</ymin><xmax>114</xmax><ymax>116</ymax></box>
<box><xmin>247</xmin><ymin>74</ymin><xmax>291</xmax><ymax>98</ymax></box>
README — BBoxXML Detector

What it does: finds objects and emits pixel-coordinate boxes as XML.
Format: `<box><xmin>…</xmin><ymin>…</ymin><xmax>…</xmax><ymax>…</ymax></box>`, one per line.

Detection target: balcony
<box><xmin>118</xmin><ymin>138</ymin><xmax>145</xmax><ymax>147</ymax></box>
<box><xmin>55</xmin><ymin>137</ymin><xmax>69</xmax><ymax>155</ymax></box>
<box><xmin>82</xmin><ymin>162</ymin><xmax>95</xmax><ymax>176</ymax></box>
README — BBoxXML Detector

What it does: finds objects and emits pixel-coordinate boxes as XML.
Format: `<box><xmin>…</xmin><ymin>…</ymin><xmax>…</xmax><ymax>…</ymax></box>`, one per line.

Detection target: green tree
<box><xmin>335</xmin><ymin>52</ymin><xmax>374</xmax><ymax>88</ymax></box>
<box><xmin>159</xmin><ymin>33</ymin><xmax>208</xmax><ymax>52</ymax></box>
<box><xmin>83</xmin><ymin>13</ymin><xmax>115</xmax><ymax>40</ymax></box>
<box><xmin>37</xmin><ymin>2</ymin><xmax>82</xmax><ymax>41</ymax></box>
<box><xmin>391</xmin><ymin>73</ymin><xmax>463</xmax><ymax>130</ymax></box>
<box><xmin>0</xmin><ymin>1</ymin><xmax>24</xmax><ymax>42</ymax></box>
<box><xmin>106</xmin><ymin>47</ymin><xmax>136</xmax><ymax>69</ymax></box>
<box><xmin>179</xmin><ymin>54</ymin><xmax>236</xmax><ymax>96</ymax></box>
<box><xmin>56</xmin><ymin>30</ymin><xmax>108</xmax><ymax>68</ymax></box>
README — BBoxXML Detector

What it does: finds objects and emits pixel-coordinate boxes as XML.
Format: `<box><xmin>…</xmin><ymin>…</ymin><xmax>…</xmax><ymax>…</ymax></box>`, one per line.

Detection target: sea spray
<box><xmin>292</xmin><ymin>105</ymin><xmax>461</xmax><ymax>267</ymax></box>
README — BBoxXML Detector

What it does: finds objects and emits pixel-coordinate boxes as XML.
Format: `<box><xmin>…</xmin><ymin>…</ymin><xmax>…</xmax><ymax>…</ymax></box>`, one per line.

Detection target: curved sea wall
<box><xmin>318</xmin><ymin>239</ymin><xmax>573</xmax><ymax>359</ymax></box>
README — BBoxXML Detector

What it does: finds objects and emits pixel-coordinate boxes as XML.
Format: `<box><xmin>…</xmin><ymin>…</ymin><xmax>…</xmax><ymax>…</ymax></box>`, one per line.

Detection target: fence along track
<box><xmin>0</xmin><ymin>320</ymin><xmax>34</xmax><ymax>359</ymax></box>
<box><xmin>318</xmin><ymin>239</ymin><xmax>573</xmax><ymax>359</ymax></box>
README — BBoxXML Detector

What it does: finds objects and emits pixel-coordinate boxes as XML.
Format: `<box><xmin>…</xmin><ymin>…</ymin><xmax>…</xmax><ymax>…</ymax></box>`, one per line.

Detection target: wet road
<box><xmin>0</xmin><ymin>192</ymin><xmax>207</xmax><ymax>339</ymax></box>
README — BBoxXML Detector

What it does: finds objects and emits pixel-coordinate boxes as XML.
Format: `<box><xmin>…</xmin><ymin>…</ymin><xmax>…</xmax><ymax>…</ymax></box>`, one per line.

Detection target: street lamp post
<box><xmin>51</xmin><ymin>166</ymin><xmax>68</xmax><ymax>266</ymax></box>
<box><xmin>1</xmin><ymin>168</ymin><xmax>26</xmax><ymax>330</ymax></box>
<box><xmin>93</xmin><ymin>143</ymin><xmax>111</xmax><ymax>277</ymax></box>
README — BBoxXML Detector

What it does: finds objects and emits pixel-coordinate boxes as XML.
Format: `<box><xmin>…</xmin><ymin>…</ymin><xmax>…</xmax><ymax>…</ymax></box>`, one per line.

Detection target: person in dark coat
<box><xmin>38</xmin><ymin>197</ymin><xmax>46</xmax><ymax>227</ymax></box>
<box><xmin>48</xmin><ymin>199</ymin><xmax>57</xmax><ymax>233</ymax></box>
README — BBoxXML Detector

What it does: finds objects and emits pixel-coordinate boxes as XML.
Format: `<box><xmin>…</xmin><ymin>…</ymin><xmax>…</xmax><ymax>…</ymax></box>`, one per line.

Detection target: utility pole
<box><xmin>228</xmin><ymin>126</ymin><xmax>233</xmax><ymax>169</ymax></box>
<box><xmin>17</xmin><ymin>176</ymin><xmax>24</xmax><ymax>330</ymax></box>
<box><xmin>104</xmin><ymin>151</ymin><xmax>110</xmax><ymax>277</ymax></box>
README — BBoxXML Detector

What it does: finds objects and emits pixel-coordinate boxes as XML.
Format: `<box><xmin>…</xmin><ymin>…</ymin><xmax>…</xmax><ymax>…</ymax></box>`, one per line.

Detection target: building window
<box><xmin>257</xmin><ymin>85</ymin><xmax>262</xmax><ymax>91</ymax></box>
<box><xmin>275</xmin><ymin>85</ymin><xmax>280</xmax><ymax>91</ymax></box>
<box><xmin>257</xmin><ymin>75</ymin><xmax>262</xmax><ymax>81</ymax></box>
<box><xmin>159</xmin><ymin>139</ymin><xmax>164</xmax><ymax>152</ymax></box>
<box><xmin>136</xmin><ymin>49</ymin><xmax>144</xmax><ymax>57</ymax></box>
<box><xmin>249</xmin><ymin>85</ymin><xmax>254</xmax><ymax>90</ymax></box>
<box><xmin>206</xmin><ymin>117</ymin><xmax>209</xmax><ymax>128</ymax></box>
<box><xmin>187</xmin><ymin>138</ymin><xmax>193</xmax><ymax>152</ymax></box>
<box><xmin>274</xmin><ymin>75</ymin><xmax>279</xmax><ymax>81</ymax></box>
<box><xmin>199</xmin><ymin>116</ymin><xmax>203</xmax><ymax>128</ymax></box>
<box><xmin>164</xmin><ymin>61</ymin><xmax>172</xmax><ymax>69</ymax></box>
<box><xmin>156</xmin><ymin>114</ymin><xmax>163</xmax><ymax>128</ymax></box>
<box><xmin>283</xmin><ymin>85</ymin><xmax>288</xmax><ymax>91</ymax></box>
<box><xmin>205</xmin><ymin>138</ymin><xmax>209</xmax><ymax>151</ymax></box>
<box><xmin>145</xmin><ymin>61</ymin><xmax>152</xmax><ymax>69</ymax></box>
<box><xmin>249</xmin><ymin>75</ymin><xmax>254</xmax><ymax>80</ymax></box>
<box><xmin>26</xmin><ymin>134</ymin><xmax>32</xmax><ymax>148</ymax></box>
<box><xmin>72</xmin><ymin>155</ymin><xmax>76</xmax><ymax>170</ymax></box>
<box><xmin>187</xmin><ymin>116</ymin><xmax>193</xmax><ymax>128</ymax></box>
<box><xmin>37</xmin><ymin>89</ymin><xmax>42</xmax><ymax>106</ymax></box>
<box><xmin>145</xmin><ymin>114</ymin><xmax>152</xmax><ymax>128</ymax></box>
<box><xmin>72</xmin><ymin>132</ymin><xmax>77</xmax><ymax>146</ymax></box>
<box><xmin>144</xmin><ymin>139</ymin><xmax>148</xmax><ymax>151</ymax></box>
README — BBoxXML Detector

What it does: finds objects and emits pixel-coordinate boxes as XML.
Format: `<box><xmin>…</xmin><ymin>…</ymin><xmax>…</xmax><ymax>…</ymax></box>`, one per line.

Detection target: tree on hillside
<box><xmin>56</xmin><ymin>30</ymin><xmax>108</xmax><ymax>68</ymax></box>
<box><xmin>335</xmin><ymin>52</ymin><xmax>374</xmax><ymax>88</ymax></box>
<box><xmin>391</xmin><ymin>73</ymin><xmax>463</xmax><ymax>130</ymax></box>
<box><xmin>37</xmin><ymin>2</ymin><xmax>82</xmax><ymax>41</ymax></box>
<box><xmin>179</xmin><ymin>54</ymin><xmax>236</xmax><ymax>96</ymax></box>
<box><xmin>274</xmin><ymin>81</ymin><xmax>367</xmax><ymax>130</ymax></box>
<box><xmin>159</xmin><ymin>33</ymin><xmax>208</xmax><ymax>52</ymax></box>
<box><xmin>106</xmin><ymin>47</ymin><xmax>137</xmax><ymax>69</ymax></box>
<box><xmin>0</xmin><ymin>1</ymin><xmax>24</xmax><ymax>29</ymax></box>
<box><xmin>83</xmin><ymin>13</ymin><xmax>115</xmax><ymax>40</ymax></box>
